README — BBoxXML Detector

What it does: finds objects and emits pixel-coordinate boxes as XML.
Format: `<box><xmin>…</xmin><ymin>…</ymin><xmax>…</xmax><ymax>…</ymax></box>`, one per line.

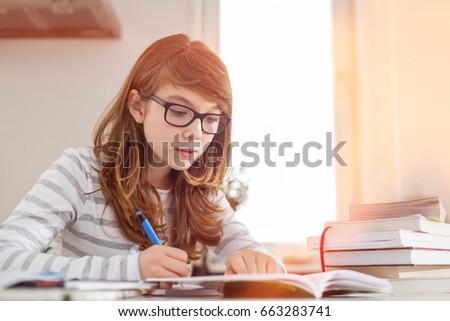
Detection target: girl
<box><xmin>0</xmin><ymin>34</ymin><xmax>284</xmax><ymax>282</ymax></box>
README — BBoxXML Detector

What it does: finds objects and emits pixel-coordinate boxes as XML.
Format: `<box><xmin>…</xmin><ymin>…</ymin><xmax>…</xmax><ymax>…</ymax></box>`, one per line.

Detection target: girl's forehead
<box><xmin>157</xmin><ymin>83</ymin><xmax>219</xmax><ymax>107</ymax></box>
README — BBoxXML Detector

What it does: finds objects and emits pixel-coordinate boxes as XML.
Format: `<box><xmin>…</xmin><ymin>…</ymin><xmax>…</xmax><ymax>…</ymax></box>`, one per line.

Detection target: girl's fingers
<box><xmin>161</xmin><ymin>257</ymin><xmax>191</xmax><ymax>277</ymax></box>
<box><xmin>226</xmin><ymin>255</ymin><xmax>247</xmax><ymax>274</ymax></box>
<box><xmin>242</xmin><ymin>253</ymin><xmax>258</xmax><ymax>274</ymax></box>
<box><xmin>139</xmin><ymin>245</ymin><xmax>190</xmax><ymax>279</ymax></box>
<box><xmin>265</xmin><ymin>256</ymin><xmax>279</xmax><ymax>273</ymax></box>
<box><xmin>255</xmin><ymin>252</ymin><xmax>270</xmax><ymax>273</ymax></box>
<box><xmin>225</xmin><ymin>250</ymin><xmax>284</xmax><ymax>275</ymax></box>
<box><xmin>162</xmin><ymin>245</ymin><xmax>189</xmax><ymax>262</ymax></box>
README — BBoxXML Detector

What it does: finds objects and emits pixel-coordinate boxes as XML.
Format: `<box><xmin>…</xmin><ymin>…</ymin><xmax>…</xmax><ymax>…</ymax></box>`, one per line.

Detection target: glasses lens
<box><xmin>202</xmin><ymin>115</ymin><xmax>227</xmax><ymax>134</ymax></box>
<box><xmin>166</xmin><ymin>105</ymin><xmax>194</xmax><ymax>126</ymax></box>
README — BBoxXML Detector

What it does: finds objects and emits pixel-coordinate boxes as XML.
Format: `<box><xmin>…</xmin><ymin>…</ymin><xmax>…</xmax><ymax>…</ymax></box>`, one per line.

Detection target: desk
<box><xmin>1</xmin><ymin>276</ymin><xmax>450</xmax><ymax>300</ymax></box>
<box><xmin>1</xmin><ymin>288</ymin><xmax>450</xmax><ymax>301</ymax></box>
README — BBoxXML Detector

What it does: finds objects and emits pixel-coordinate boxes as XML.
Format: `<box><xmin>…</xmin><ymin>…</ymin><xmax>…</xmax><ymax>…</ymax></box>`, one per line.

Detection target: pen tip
<box><xmin>136</xmin><ymin>210</ymin><xmax>142</xmax><ymax>216</ymax></box>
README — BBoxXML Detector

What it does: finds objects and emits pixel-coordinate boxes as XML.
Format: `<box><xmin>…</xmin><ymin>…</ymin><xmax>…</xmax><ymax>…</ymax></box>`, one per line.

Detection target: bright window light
<box><xmin>220</xmin><ymin>0</ymin><xmax>336</xmax><ymax>242</ymax></box>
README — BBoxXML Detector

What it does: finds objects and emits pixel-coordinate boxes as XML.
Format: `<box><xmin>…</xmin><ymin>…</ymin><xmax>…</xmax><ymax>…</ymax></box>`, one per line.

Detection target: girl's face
<box><xmin>129</xmin><ymin>84</ymin><xmax>218</xmax><ymax>176</ymax></box>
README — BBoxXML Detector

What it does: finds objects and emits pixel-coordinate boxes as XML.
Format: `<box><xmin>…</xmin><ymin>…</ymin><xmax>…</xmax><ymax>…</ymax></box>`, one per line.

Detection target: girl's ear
<box><xmin>128</xmin><ymin>89</ymin><xmax>145</xmax><ymax>124</ymax></box>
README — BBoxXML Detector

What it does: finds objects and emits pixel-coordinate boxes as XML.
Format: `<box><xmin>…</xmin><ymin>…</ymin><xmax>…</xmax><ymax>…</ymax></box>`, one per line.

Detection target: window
<box><xmin>220</xmin><ymin>0</ymin><xmax>335</xmax><ymax>242</ymax></box>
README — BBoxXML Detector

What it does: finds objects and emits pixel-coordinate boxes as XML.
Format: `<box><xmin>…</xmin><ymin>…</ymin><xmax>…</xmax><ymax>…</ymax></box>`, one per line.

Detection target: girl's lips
<box><xmin>176</xmin><ymin>148</ymin><xmax>196</xmax><ymax>158</ymax></box>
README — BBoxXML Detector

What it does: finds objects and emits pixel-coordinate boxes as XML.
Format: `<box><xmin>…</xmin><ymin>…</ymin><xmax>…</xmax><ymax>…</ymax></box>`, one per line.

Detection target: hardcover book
<box><xmin>326</xmin><ymin>265</ymin><xmax>450</xmax><ymax>279</ymax></box>
<box><xmin>323</xmin><ymin>214</ymin><xmax>450</xmax><ymax>236</ymax></box>
<box><xmin>323</xmin><ymin>249</ymin><xmax>450</xmax><ymax>266</ymax></box>
<box><xmin>349</xmin><ymin>196</ymin><xmax>446</xmax><ymax>222</ymax></box>
<box><xmin>307</xmin><ymin>228</ymin><xmax>450</xmax><ymax>251</ymax></box>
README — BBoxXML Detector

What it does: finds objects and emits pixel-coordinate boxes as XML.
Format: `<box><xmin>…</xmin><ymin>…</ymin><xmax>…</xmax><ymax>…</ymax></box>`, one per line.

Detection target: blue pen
<box><xmin>137</xmin><ymin>210</ymin><xmax>184</xmax><ymax>286</ymax></box>
<box><xmin>136</xmin><ymin>210</ymin><xmax>161</xmax><ymax>245</ymax></box>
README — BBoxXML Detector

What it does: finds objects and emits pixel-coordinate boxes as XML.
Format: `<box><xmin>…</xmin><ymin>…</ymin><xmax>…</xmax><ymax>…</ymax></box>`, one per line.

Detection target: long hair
<box><xmin>93</xmin><ymin>34</ymin><xmax>232</xmax><ymax>260</ymax></box>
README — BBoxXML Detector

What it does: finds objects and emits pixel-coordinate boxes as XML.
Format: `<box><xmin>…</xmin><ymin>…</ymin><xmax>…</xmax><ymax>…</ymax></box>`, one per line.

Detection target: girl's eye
<box><xmin>205</xmin><ymin>115</ymin><xmax>220</xmax><ymax>123</ymax></box>
<box><xmin>169</xmin><ymin>106</ymin><xmax>189</xmax><ymax>117</ymax></box>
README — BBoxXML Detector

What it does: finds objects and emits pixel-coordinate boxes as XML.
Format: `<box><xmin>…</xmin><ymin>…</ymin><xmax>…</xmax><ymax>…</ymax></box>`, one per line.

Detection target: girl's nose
<box><xmin>182</xmin><ymin>118</ymin><xmax>203</xmax><ymax>140</ymax></box>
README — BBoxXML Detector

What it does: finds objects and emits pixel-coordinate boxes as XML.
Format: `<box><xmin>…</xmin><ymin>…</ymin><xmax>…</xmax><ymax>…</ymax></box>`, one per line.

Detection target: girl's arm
<box><xmin>0</xmin><ymin>148</ymin><xmax>142</xmax><ymax>280</ymax></box>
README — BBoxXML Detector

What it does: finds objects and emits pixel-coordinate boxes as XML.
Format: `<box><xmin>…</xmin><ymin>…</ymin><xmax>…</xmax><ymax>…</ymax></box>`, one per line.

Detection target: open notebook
<box><xmin>146</xmin><ymin>270</ymin><xmax>392</xmax><ymax>298</ymax></box>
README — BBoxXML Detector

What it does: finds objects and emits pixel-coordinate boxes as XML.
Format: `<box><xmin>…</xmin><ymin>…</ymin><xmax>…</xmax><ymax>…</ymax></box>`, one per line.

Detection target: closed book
<box><xmin>389</xmin><ymin>277</ymin><xmax>450</xmax><ymax>294</ymax></box>
<box><xmin>323</xmin><ymin>215</ymin><xmax>450</xmax><ymax>236</ymax></box>
<box><xmin>349</xmin><ymin>196</ymin><xmax>446</xmax><ymax>222</ymax></box>
<box><xmin>323</xmin><ymin>249</ymin><xmax>450</xmax><ymax>266</ymax></box>
<box><xmin>307</xmin><ymin>229</ymin><xmax>450</xmax><ymax>251</ymax></box>
<box><xmin>326</xmin><ymin>265</ymin><xmax>450</xmax><ymax>279</ymax></box>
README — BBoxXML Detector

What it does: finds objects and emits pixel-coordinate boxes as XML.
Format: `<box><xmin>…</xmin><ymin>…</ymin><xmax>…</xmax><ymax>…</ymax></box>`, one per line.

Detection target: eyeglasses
<box><xmin>145</xmin><ymin>94</ymin><xmax>231</xmax><ymax>135</ymax></box>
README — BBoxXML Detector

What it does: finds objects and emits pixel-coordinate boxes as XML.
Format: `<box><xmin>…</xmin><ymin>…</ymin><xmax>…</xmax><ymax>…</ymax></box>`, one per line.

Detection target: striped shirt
<box><xmin>0</xmin><ymin>147</ymin><xmax>269</xmax><ymax>281</ymax></box>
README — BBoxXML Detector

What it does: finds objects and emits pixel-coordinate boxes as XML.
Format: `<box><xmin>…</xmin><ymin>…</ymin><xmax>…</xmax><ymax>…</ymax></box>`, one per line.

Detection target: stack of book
<box><xmin>307</xmin><ymin>196</ymin><xmax>450</xmax><ymax>279</ymax></box>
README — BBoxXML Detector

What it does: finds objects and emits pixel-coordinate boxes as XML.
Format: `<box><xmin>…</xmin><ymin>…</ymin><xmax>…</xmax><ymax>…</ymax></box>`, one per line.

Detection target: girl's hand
<box><xmin>224</xmin><ymin>248</ymin><xmax>285</xmax><ymax>275</ymax></box>
<box><xmin>139</xmin><ymin>245</ymin><xmax>190</xmax><ymax>288</ymax></box>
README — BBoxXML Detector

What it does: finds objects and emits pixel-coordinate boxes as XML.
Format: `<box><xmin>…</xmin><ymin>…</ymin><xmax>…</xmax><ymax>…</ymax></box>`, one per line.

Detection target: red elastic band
<box><xmin>319</xmin><ymin>226</ymin><xmax>332</xmax><ymax>272</ymax></box>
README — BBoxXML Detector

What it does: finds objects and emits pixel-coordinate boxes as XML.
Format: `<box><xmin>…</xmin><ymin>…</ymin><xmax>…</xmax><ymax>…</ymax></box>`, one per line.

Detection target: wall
<box><xmin>0</xmin><ymin>0</ymin><xmax>218</xmax><ymax>223</ymax></box>
<box><xmin>334</xmin><ymin>0</ymin><xmax>450</xmax><ymax>222</ymax></box>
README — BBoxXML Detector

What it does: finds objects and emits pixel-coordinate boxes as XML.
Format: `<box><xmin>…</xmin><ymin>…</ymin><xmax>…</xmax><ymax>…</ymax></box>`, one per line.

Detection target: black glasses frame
<box><xmin>144</xmin><ymin>94</ymin><xmax>231</xmax><ymax>135</ymax></box>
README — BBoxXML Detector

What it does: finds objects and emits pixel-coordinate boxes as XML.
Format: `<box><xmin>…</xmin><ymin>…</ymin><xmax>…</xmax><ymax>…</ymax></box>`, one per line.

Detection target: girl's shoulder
<box><xmin>56</xmin><ymin>147</ymin><xmax>100</xmax><ymax>178</ymax></box>
<box><xmin>59</xmin><ymin>146</ymin><xmax>98</xmax><ymax>164</ymax></box>
<box><xmin>61</xmin><ymin>146</ymin><xmax>96</xmax><ymax>158</ymax></box>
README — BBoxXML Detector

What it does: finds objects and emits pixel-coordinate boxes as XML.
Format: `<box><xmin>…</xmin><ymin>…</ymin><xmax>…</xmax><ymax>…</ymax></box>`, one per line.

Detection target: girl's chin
<box><xmin>168</xmin><ymin>160</ymin><xmax>197</xmax><ymax>171</ymax></box>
